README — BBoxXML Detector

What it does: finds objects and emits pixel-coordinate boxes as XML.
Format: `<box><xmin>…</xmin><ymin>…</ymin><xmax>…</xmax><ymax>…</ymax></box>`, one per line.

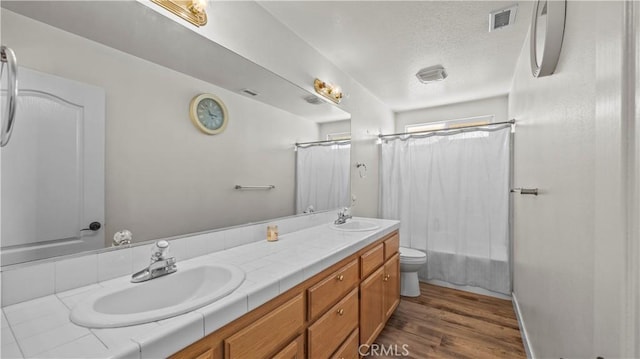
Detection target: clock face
<box><xmin>196</xmin><ymin>98</ymin><xmax>224</xmax><ymax>131</ymax></box>
<box><xmin>190</xmin><ymin>94</ymin><xmax>228</xmax><ymax>135</ymax></box>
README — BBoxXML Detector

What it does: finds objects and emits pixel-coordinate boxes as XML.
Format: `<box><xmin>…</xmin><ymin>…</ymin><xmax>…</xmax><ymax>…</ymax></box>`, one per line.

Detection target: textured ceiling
<box><xmin>259</xmin><ymin>1</ymin><xmax>533</xmax><ymax>112</ymax></box>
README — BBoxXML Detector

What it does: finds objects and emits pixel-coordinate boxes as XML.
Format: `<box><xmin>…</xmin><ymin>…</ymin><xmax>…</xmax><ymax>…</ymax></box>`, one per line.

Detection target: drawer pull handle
<box><xmin>337</xmin><ymin>308</ymin><xmax>344</xmax><ymax>316</ymax></box>
<box><xmin>337</xmin><ymin>274</ymin><xmax>344</xmax><ymax>281</ymax></box>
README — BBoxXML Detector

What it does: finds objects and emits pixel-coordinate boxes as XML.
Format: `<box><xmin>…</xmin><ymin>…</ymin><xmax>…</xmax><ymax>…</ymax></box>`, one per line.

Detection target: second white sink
<box><xmin>330</xmin><ymin>220</ymin><xmax>380</xmax><ymax>232</ymax></box>
<box><xmin>70</xmin><ymin>263</ymin><xmax>245</xmax><ymax>328</ymax></box>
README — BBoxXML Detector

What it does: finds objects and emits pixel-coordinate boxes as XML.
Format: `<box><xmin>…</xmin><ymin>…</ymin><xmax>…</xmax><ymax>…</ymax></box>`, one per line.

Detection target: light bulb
<box><xmin>190</xmin><ymin>0</ymin><xmax>207</xmax><ymax>13</ymax></box>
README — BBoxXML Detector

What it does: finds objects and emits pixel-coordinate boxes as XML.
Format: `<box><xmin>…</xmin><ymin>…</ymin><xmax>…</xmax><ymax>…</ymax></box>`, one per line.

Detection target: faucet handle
<box><xmin>151</xmin><ymin>240</ymin><xmax>170</xmax><ymax>261</ymax></box>
<box><xmin>156</xmin><ymin>240</ymin><xmax>169</xmax><ymax>249</ymax></box>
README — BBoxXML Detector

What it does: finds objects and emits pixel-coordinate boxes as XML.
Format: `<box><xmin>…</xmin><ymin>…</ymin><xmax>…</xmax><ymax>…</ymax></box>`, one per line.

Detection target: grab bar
<box><xmin>234</xmin><ymin>185</ymin><xmax>275</xmax><ymax>190</ymax></box>
<box><xmin>1</xmin><ymin>46</ymin><xmax>18</xmax><ymax>147</ymax></box>
<box><xmin>510</xmin><ymin>188</ymin><xmax>538</xmax><ymax>196</ymax></box>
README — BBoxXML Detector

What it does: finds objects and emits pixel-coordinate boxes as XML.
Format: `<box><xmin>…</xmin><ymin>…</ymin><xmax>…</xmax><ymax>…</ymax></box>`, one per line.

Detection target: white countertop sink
<box><xmin>70</xmin><ymin>263</ymin><xmax>245</xmax><ymax>328</ymax></box>
<box><xmin>330</xmin><ymin>220</ymin><xmax>380</xmax><ymax>232</ymax></box>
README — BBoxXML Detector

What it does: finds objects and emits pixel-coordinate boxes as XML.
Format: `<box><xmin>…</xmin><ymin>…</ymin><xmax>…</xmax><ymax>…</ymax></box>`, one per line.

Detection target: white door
<box><xmin>1</xmin><ymin>67</ymin><xmax>105</xmax><ymax>265</ymax></box>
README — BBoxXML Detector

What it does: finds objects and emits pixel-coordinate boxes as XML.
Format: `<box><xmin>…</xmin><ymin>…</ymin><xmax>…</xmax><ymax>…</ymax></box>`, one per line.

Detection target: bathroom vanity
<box><xmin>0</xmin><ymin>217</ymin><xmax>399</xmax><ymax>359</ymax></box>
<box><xmin>171</xmin><ymin>229</ymin><xmax>400</xmax><ymax>359</ymax></box>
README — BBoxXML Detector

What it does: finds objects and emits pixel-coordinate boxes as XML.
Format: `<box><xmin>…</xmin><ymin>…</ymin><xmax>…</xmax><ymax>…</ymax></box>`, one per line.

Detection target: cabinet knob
<box><xmin>337</xmin><ymin>274</ymin><xmax>344</xmax><ymax>281</ymax></box>
<box><xmin>337</xmin><ymin>308</ymin><xmax>344</xmax><ymax>316</ymax></box>
<box><xmin>384</xmin><ymin>274</ymin><xmax>390</xmax><ymax>281</ymax></box>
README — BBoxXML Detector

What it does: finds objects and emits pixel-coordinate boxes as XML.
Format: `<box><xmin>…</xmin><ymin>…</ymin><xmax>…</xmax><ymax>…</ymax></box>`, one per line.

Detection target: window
<box><xmin>326</xmin><ymin>132</ymin><xmax>351</xmax><ymax>141</ymax></box>
<box><xmin>405</xmin><ymin>115</ymin><xmax>495</xmax><ymax>134</ymax></box>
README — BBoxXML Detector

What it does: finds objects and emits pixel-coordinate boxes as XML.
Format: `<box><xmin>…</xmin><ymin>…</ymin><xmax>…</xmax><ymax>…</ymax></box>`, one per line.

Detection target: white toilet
<box><xmin>399</xmin><ymin>247</ymin><xmax>427</xmax><ymax>297</ymax></box>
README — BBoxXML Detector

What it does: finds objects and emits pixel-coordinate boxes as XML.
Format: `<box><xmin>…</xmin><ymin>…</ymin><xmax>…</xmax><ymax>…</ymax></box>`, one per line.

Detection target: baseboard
<box><xmin>422</xmin><ymin>279</ymin><xmax>511</xmax><ymax>300</ymax></box>
<box><xmin>512</xmin><ymin>292</ymin><xmax>535</xmax><ymax>359</ymax></box>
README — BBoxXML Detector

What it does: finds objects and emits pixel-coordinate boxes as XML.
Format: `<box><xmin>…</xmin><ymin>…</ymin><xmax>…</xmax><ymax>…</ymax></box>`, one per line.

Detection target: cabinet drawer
<box><xmin>193</xmin><ymin>348</ymin><xmax>214</xmax><ymax>359</ymax></box>
<box><xmin>331</xmin><ymin>328</ymin><xmax>359</xmax><ymax>359</ymax></box>
<box><xmin>384</xmin><ymin>233</ymin><xmax>399</xmax><ymax>260</ymax></box>
<box><xmin>360</xmin><ymin>243</ymin><xmax>384</xmax><ymax>278</ymax></box>
<box><xmin>308</xmin><ymin>259</ymin><xmax>358</xmax><ymax>320</ymax></box>
<box><xmin>225</xmin><ymin>294</ymin><xmax>304</xmax><ymax>359</ymax></box>
<box><xmin>308</xmin><ymin>288</ymin><xmax>359</xmax><ymax>359</ymax></box>
<box><xmin>272</xmin><ymin>335</ymin><xmax>304</xmax><ymax>359</ymax></box>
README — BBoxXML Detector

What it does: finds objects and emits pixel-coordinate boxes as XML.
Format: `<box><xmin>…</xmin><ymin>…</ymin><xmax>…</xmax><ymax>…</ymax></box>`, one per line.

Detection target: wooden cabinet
<box><xmin>190</xmin><ymin>348</ymin><xmax>214</xmax><ymax>359</ymax></box>
<box><xmin>384</xmin><ymin>234</ymin><xmax>399</xmax><ymax>260</ymax></box>
<box><xmin>331</xmin><ymin>329</ymin><xmax>359</xmax><ymax>359</ymax></box>
<box><xmin>224</xmin><ymin>294</ymin><xmax>304</xmax><ymax>359</ymax></box>
<box><xmin>307</xmin><ymin>259</ymin><xmax>358</xmax><ymax>321</ymax></box>
<box><xmin>360</xmin><ymin>243</ymin><xmax>384</xmax><ymax>278</ymax></box>
<box><xmin>359</xmin><ymin>266</ymin><xmax>385</xmax><ymax>347</ymax></box>
<box><xmin>383</xmin><ymin>254</ymin><xmax>400</xmax><ymax>319</ymax></box>
<box><xmin>360</xmin><ymin>246</ymin><xmax>400</xmax><ymax>347</ymax></box>
<box><xmin>307</xmin><ymin>288</ymin><xmax>358</xmax><ymax>358</ymax></box>
<box><xmin>171</xmin><ymin>230</ymin><xmax>400</xmax><ymax>359</ymax></box>
<box><xmin>272</xmin><ymin>335</ymin><xmax>304</xmax><ymax>359</ymax></box>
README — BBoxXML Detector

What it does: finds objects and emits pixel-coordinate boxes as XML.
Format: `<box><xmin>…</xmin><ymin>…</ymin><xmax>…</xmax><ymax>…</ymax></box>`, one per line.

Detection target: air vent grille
<box><xmin>304</xmin><ymin>95</ymin><xmax>324</xmax><ymax>105</ymax></box>
<box><xmin>241</xmin><ymin>88</ymin><xmax>259</xmax><ymax>96</ymax></box>
<box><xmin>416</xmin><ymin>65</ymin><xmax>447</xmax><ymax>84</ymax></box>
<box><xmin>489</xmin><ymin>4</ymin><xmax>518</xmax><ymax>32</ymax></box>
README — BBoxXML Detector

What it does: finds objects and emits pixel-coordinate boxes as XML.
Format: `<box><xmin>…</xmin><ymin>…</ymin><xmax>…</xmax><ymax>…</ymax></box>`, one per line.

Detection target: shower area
<box><xmin>295</xmin><ymin>140</ymin><xmax>351</xmax><ymax>214</ymax></box>
<box><xmin>379</xmin><ymin>122</ymin><xmax>513</xmax><ymax>296</ymax></box>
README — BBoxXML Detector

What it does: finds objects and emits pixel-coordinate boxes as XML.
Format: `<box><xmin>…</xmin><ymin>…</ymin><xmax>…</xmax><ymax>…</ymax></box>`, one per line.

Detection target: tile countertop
<box><xmin>1</xmin><ymin>218</ymin><xmax>399</xmax><ymax>359</ymax></box>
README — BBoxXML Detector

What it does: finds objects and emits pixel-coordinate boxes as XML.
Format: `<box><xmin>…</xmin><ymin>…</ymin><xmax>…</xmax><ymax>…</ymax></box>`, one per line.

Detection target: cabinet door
<box><xmin>359</xmin><ymin>266</ymin><xmax>385</xmax><ymax>347</ymax></box>
<box><xmin>384</xmin><ymin>254</ymin><xmax>400</xmax><ymax>319</ymax></box>
<box><xmin>272</xmin><ymin>335</ymin><xmax>304</xmax><ymax>359</ymax></box>
<box><xmin>225</xmin><ymin>294</ymin><xmax>304</xmax><ymax>359</ymax></box>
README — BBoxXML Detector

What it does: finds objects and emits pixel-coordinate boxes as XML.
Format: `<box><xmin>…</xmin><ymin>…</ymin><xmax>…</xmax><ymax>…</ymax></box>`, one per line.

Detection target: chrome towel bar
<box><xmin>510</xmin><ymin>188</ymin><xmax>538</xmax><ymax>196</ymax></box>
<box><xmin>234</xmin><ymin>185</ymin><xmax>275</xmax><ymax>190</ymax></box>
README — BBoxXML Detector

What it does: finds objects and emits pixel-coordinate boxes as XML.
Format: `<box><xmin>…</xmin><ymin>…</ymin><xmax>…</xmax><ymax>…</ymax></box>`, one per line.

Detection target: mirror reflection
<box><xmin>0</xmin><ymin>4</ymin><xmax>351</xmax><ymax>266</ymax></box>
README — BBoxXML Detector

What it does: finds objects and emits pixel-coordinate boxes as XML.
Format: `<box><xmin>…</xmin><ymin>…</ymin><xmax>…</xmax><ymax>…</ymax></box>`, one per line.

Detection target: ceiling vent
<box><xmin>489</xmin><ymin>4</ymin><xmax>518</xmax><ymax>32</ymax></box>
<box><xmin>415</xmin><ymin>65</ymin><xmax>448</xmax><ymax>84</ymax></box>
<box><xmin>304</xmin><ymin>95</ymin><xmax>324</xmax><ymax>105</ymax></box>
<box><xmin>241</xmin><ymin>88</ymin><xmax>259</xmax><ymax>96</ymax></box>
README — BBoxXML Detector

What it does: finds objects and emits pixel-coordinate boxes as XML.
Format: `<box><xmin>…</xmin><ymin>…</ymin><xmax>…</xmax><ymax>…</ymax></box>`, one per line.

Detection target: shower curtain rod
<box><xmin>378</xmin><ymin>119</ymin><xmax>516</xmax><ymax>139</ymax></box>
<box><xmin>295</xmin><ymin>139</ymin><xmax>351</xmax><ymax>147</ymax></box>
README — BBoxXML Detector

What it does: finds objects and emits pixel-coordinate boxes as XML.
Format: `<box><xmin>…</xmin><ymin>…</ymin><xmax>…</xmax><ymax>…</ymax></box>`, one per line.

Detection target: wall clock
<box><xmin>530</xmin><ymin>0</ymin><xmax>566</xmax><ymax>77</ymax></box>
<box><xmin>189</xmin><ymin>93</ymin><xmax>228</xmax><ymax>135</ymax></box>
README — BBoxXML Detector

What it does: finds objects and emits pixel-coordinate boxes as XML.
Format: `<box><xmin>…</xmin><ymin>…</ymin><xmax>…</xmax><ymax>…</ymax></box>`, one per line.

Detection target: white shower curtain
<box><xmin>296</xmin><ymin>143</ymin><xmax>350</xmax><ymax>214</ymax></box>
<box><xmin>380</xmin><ymin>126</ymin><xmax>511</xmax><ymax>295</ymax></box>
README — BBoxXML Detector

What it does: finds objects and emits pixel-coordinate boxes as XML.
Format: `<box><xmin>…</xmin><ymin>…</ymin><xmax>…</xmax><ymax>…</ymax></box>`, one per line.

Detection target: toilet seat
<box><xmin>400</xmin><ymin>247</ymin><xmax>426</xmax><ymax>260</ymax></box>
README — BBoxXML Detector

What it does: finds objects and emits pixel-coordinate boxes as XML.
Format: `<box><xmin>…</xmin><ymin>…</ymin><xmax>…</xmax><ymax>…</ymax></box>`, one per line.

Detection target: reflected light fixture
<box><xmin>314</xmin><ymin>78</ymin><xmax>343</xmax><ymax>104</ymax></box>
<box><xmin>151</xmin><ymin>0</ymin><xmax>208</xmax><ymax>27</ymax></box>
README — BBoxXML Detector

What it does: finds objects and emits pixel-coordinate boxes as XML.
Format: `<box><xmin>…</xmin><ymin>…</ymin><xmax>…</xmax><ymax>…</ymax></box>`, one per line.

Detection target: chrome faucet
<box><xmin>334</xmin><ymin>207</ymin><xmax>352</xmax><ymax>225</ymax></box>
<box><xmin>131</xmin><ymin>240</ymin><xmax>177</xmax><ymax>283</ymax></box>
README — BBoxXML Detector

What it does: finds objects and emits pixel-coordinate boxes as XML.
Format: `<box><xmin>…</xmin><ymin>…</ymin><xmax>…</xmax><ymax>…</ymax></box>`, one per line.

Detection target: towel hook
<box><xmin>356</xmin><ymin>162</ymin><xmax>367</xmax><ymax>179</ymax></box>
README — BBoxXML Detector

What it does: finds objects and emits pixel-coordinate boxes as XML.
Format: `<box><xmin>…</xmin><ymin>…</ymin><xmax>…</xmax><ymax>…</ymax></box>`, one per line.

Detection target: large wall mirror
<box><xmin>0</xmin><ymin>1</ymin><xmax>351</xmax><ymax>266</ymax></box>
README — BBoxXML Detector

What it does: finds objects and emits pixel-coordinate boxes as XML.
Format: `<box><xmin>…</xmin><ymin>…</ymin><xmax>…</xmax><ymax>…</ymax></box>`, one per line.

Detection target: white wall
<box><xmin>394</xmin><ymin>95</ymin><xmax>508</xmax><ymax>132</ymax></box>
<box><xmin>2</xmin><ymin>11</ymin><xmax>319</xmax><ymax>244</ymax></box>
<box><xmin>140</xmin><ymin>1</ymin><xmax>395</xmax><ymax>217</ymax></box>
<box><xmin>509</xmin><ymin>2</ymin><xmax>628</xmax><ymax>357</ymax></box>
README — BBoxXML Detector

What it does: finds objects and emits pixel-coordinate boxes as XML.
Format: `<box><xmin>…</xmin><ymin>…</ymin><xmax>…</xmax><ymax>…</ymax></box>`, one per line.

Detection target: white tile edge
<box><xmin>512</xmin><ymin>291</ymin><xmax>535</xmax><ymax>359</ymax></box>
<box><xmin>0</xmin><ymin>211</ymin><xmax>357</xmax><ymax>307</ymax></box>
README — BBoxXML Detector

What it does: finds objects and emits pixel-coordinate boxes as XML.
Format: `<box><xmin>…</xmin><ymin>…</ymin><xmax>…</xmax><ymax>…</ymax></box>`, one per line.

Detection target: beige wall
<box><xmin>510</xmin><ymin>2</ymin><xmax>629</xmax><ymax>357</ymax></box>
<box><xmin>2</xmin><ymin>11</ymin><xmax>319</xmax><ymax>244</ymax></box>
<box><xmin>145</xmin><ymin>1</ymin><xmax>395</xmax><ymax>217</ymax></box>
<box><xmin>394</xmin><ymin>95</ymin><xmax>508</xmax><ymax>132</ymax></box>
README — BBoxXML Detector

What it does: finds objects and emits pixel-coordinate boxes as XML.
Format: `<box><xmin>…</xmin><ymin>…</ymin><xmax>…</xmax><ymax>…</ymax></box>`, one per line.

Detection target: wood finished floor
<box><xmin>372</xmin><ymin>283</ymin><xmax>526</xmax><ymax>359</ymax></box>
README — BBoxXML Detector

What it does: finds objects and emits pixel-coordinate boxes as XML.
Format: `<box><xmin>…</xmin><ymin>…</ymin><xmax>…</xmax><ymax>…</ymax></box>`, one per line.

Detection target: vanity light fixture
<box><xmin>416</xmin><ymin>65</ymin><xmax>448</xmax><ymax>84</ymax></box>
<box><xmin>314</xmin><ymin>78</ymin><xmax>343</xmax><ymax>104</ymax></box>
<box><xmin>151</xmin><ymin>0</ymin><xmax>208</xmax><ymax>27</ymax></box>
